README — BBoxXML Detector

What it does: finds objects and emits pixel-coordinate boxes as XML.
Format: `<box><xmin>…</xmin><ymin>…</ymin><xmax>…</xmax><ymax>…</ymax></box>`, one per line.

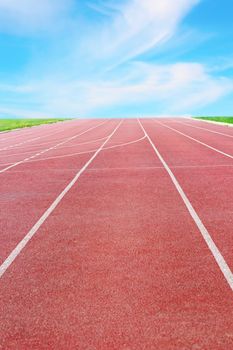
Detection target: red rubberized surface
<box><xmin>0</xmin><ymin>118</ymin><xmax>232</xmax><ymax>349</ymax></box>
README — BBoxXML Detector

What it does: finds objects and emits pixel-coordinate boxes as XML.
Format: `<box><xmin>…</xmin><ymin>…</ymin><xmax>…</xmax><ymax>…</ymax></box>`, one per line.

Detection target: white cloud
<box><xmin>5</xmin><ymin>61</ymin><xmax>231</xmax><ymax>117</ymax></box>
<box><xmin>0</xmin><ymin>106</ymin><xmax>53</xmax><ymax>119</ymax></box>
<box><xmin>91</xmin><ymin>0</ymin><xmax>200</xmax><ymax>62</ymax></box>
<box><xmin>0</xmin><ymin>0</ymin><xmax>73</xmax><ymax>34</ymax></box>
<box><xmin>46</xmin><ymin>62</ymin><xmax>232</xmax><ymax>115</ymax></box>
<box><xmin>138</xmin><ymin>62</ymin><xmax>232</xmax><ymax>111</ymax></box>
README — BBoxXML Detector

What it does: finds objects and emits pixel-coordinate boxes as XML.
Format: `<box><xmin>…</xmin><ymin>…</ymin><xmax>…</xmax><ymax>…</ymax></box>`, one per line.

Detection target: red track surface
<box><xmin>0</xmin><ymin>118</ymin><xmax>232</xmax><ymax>349</ymax></box>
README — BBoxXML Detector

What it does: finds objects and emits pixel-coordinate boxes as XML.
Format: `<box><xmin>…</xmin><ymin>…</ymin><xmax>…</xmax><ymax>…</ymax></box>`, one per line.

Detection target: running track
<box><xmin>0</xmin><ymin>118</ymin><xmax>233</xmax><ymax>349</ymax></box>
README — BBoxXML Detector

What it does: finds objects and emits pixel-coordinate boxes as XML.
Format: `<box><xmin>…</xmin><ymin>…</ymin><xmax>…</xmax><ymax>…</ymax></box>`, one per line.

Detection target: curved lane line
<box><xmin>0</xmin><ymin>121</ymin><xmax>83</xmax><ymax>152</ymax></box>
<box><xmin>0</xmin><ymin>136</ymin><xmax>109</xmax><ymax>159</ymax></box>
<box><xmin>0</xmin><ymin>135</ymin><xmax>146</xmax><ymax>167</ymax></box>
<box><xmin>0</xmin><ymin>120</ymin><xmax>109</xmax><ymax>174</ymax></box>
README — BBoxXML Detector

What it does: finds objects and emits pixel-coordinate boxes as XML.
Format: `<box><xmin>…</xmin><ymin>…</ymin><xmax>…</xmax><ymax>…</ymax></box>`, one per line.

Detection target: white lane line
<box><xmin>0</xmin><ymin>123</ymin><xmax>78</xmax><ymax>151</ymax></box>
<box><xmin>0</xmin><ymin>138</ymin><xmax>56</xmax><ymax>152</ymax></box>
<box><xmin>176</xmin><ymin>120</ymin><xmax>233</xmax><ymax>138</ymax></box>
<box><xmin>138</xmin><ymin>119</ymin><xmax>233</xmax><ymax>291</ymax></box>
<box><xmin>0</xmin><ymin>122</ymin><xmax>91</xmax><ymax>152</ymax></box>
<box><xmin>191</xmin><ymin>117</ymin><xmax>233</xmax><ymax>128</ymax></box>
<box><xmin>0</xmin><ymin>135</ymin><xmax>146</xmax><ymax>167</ymax></box>
<box><xmin>0</xmin><ymin>120</ymin><xmax>109</xmax><ymax>174</ymax></box>
<box><xmin>171</xmin><ymin>164</ymin><xmax>233</xmax><ymax>169</ymax></box>
<box><xmin>0</xmin><ymin>136</ymin><xmax>44</xmax><ymax>151</ymax></box>
<box><xmin>88</xmin><ymin>164</ymin><xmax>233</xmax><ymax>171</ymax></box>
<box><xmin>0</xmin><ymin>128</ymin><xmax>41</xmax><ymax>141</ymax></box>
<box><xmin>0</xmin><ymin>120</ymin><xmax>122</xmax><ymax>279</ymax></box>
<box><xmin>0</xmin><ymin>119</ymin><xmax>78</xmax><ymax>141</ymax></box>
<box><xmin>0</xmin><ymin>136</ymin><xmax>109</xmax><ymax>159</ymax></box>
<box><xmin>156</xmin><ymin>121</ymin><xmax>233</xmax><ymax>160</ymax></box>
<box><xmin>0</xmin><ymin>120</ymin><xmax>87</xmax><ymax>151</ymax></box>
<box><xmin>2</xmin><ymin>162</ymin><xmax>233</xmax><ymax>172</ymax></box>
<box><xmin>0</xmin><ymin>132</ymin><xmax>53</xmax><ymax>151</ymax></box>
<box><xmin>2</xmin><ymin>164</ymin><xmax>233</xmax><ymax>174</ymax></box>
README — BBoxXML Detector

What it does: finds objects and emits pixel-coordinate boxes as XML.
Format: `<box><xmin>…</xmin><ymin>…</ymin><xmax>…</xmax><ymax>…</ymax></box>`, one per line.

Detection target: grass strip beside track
<box><xmin>0</xmin><ymin>118</ymin><xmax>69</xmax><ymax>132</ymax></box>
<box><xmin>195</xmin><ymin>117</ymin><xmax>233</xmax><ymax>124</ymax></box>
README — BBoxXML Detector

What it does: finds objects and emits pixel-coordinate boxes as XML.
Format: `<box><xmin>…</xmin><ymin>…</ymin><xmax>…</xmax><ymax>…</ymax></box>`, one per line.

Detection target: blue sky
<box><xmin>0</xmin><ymin>0</ymin><xmax>233</xmax><ymax>118</ymax></box>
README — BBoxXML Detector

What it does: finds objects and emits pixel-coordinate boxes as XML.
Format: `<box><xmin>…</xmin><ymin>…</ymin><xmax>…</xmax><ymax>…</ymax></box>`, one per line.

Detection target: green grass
<box><xmin>195</xmin><ymin>117</ymin><xmax>233</xmax><ymax>124</ymax></box>
<box><xmin>0</xmin><ymin>118</ymin><xmax>68</xmax><ymax>132</ymax></box>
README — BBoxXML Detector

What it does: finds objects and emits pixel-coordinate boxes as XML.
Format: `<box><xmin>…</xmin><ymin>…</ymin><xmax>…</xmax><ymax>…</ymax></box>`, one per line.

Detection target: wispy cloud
<box><xmin>2</xmin><ymin>62</ymin><xmax>232</xmax><ymax>118</ymax></box>
<box><xmin>46</xmin><ymin>62</ymin><xmax>233</xmax><ymax>115</ymax></box>
<box><xmin>0</xmin><ymin>106</ymin><xmax>51</xmax><ymax>119</ymax></box>
<box><xmin>86</xmin><ymin>0</ymin><xmax>200</xmax><ymax>64</ymax></box>
<box><xmin>0</xmin><ymin>0</ymin><xmax>74</xmax><ymax>34</ymax></box>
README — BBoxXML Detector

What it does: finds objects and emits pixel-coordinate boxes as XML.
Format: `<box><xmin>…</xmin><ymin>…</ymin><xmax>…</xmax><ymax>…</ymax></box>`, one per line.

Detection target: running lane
<box><xmin>0</xmin><ymin>119</ymin><xmax>86</xmax><ymax>150</ymax></box>
<box><xmin>0</xmin><ymin>120</ymin><xmax>117</xmax><ymax>265</ymax></box>
<box><xmin>182</xmin><ymin>118</ymin><xmax>233</xmax><ymax>136</ymax></box>
<box><xmin>0</xmin><ymin>119</ymin><xmax>232</xmax><ymax>349</ymax></box>
<box><xmin>0</xmin><ymin>119</ymin><xmax>106</xmax><ymax>171</ymax></box>
<box><xmin>142</xmin><ymin>118</ymin><xmax>233</xmax><ymax>272</ymax></box>
<box><xmin>158</xmin><ymin>119</ymin><xmax>233</xmax><ymax>158</ymax></box>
